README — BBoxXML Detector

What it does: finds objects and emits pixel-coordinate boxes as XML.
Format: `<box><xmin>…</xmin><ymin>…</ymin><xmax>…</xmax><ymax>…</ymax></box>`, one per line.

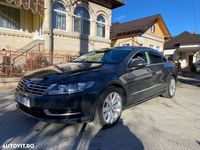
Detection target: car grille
<box><xmin>17</xmin><ymin>79</ymin><xmax>50</xmax><ymax>95</ymax></box>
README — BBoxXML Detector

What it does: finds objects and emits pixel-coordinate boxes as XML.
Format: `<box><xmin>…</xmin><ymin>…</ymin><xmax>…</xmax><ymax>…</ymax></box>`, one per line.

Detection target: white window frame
<box><xmin>0</xmin><ymin>2</ymin><xmax>22</xmax><ymax>31</ymax></box>
<box><xmin>96</xmin><ymin>15</ymin><xmax>106</xmax><ymax>38</ymax></box>
<box><xmin>150</xmin><ymin>25</ymin><xmax>156</xmax><ymax>33</ymax></box>
<box><xmin>53</xmin><ymin>2</ymin><xmax>67</xmax><ymax>31</ymax></box>
<box><xmin>73</xmin><ymin>6</ymin><xmax>91</xmax><ymax>35</ymax></box>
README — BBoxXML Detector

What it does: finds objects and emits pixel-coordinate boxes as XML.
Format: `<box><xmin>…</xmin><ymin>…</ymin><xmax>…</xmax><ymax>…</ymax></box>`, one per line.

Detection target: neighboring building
<box><xmin>0</xmin><ymin>0</ymin><xmax>124</xmax><ymax>55</ymax></box>
<box><xmin>164</xmin><ymin>31</ymin><xmax>200</xmax><ymax>69</ymax></box>
<box><xmin>111</xmin><ymin>14</ymin><xmax>171</xmax><ymax>52</ymax></box>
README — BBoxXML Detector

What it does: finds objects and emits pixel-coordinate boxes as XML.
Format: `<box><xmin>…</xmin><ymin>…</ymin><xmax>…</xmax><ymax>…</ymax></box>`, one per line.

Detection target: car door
<box><xmin>146</xmin><ymin>51</ymin><xmax>165</xmax><ymax>95</ymax></box>
<box><xmin>124</xmin><ymin>50</ymin><xmax>155</xmax><ymax>105</ymax></box>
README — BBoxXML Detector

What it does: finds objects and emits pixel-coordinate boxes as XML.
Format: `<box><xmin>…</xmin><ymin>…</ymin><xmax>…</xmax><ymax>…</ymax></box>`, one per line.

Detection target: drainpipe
<box><xmin>49</xmin><ymin>0</ymin><xmax>54</xmax><ymax>64</ymax></box>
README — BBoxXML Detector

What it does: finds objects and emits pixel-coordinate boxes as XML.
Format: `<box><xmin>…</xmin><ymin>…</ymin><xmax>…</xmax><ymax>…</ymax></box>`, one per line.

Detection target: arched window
<box><xmin>73</xmin><ymin>6</ymin><xmax>90</xmax><ymax>35</ymax></box>
<box><xmin>53</xmin><ymin>2</ymin><xmax>66</xmax><ymax>30</ymax></box>
<box><xmin>96</xmin><ymin>15</ymin><xmax>106</xmax><ymax>38</ymax></box>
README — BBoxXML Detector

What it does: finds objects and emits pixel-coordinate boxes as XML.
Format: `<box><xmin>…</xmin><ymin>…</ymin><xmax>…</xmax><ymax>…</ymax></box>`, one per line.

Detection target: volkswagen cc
<box><xmin>15</xmin><ymin>46</ymin><xmax>177</xmax><ymax>127</ymax></box>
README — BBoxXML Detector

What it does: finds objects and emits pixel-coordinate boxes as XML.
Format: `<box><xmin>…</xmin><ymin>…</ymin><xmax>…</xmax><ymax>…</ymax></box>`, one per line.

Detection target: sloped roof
<box><xmin>111</xmin><ymin>0</ymin><xmax>125</xmax><ymax>8</ymax></box>
<box><xmin>180</xmin><ymin>34</ymin><xmax>200</xmax><ymax>44</ymax></box>
<box><xmin>111</xmin><ymin>14</ymin><xmax>170</xmax><ymax>39</ymax></box>
<box><xmin>164</xmin><ymin>31</ymin><xmax>200</xmax><ymax>50</ymax></box>
<box><xmin>90</xmin><ymin>0</ymin><xmax>125</xmax><ymax>9</ymax></box>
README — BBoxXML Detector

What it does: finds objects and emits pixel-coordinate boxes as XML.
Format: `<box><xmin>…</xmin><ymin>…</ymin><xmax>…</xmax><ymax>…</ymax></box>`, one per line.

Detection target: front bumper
<box><xmin>16</xmin><ymin>104</ymin><xmax>90</xmax><ymax>123</ymax></box>
<box><xmin>15</xmin><ymin>89</ymin><xmax>99</xmax><ymax>123</ymax></box>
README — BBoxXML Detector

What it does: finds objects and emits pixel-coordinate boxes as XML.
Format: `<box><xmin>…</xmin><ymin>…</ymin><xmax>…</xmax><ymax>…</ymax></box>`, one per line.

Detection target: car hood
<box><xmin>23</xmin><ymin>62</ymin><xmax>103</xmax><ymax>83</ymax></box>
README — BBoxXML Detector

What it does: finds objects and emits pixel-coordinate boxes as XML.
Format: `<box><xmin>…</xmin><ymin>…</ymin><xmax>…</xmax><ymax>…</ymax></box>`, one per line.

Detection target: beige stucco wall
<box><xmin>112</xmin><ymin>22</ymin><xmax>165</xmax><ymax>52</ymax></box>
<box><xmin>145</xmin><ymin>22</ymin><xmax>164</xmax><ymax>37</ymax></box>
<box><xmin>142</xmin><ymin>22</ymin><xmax>165</xmax><ymax>51</ymax></box>
<box><xmin>111</xmin><ymin>37</ymin><xmax>133</xmax><ymax>47</ymax></box>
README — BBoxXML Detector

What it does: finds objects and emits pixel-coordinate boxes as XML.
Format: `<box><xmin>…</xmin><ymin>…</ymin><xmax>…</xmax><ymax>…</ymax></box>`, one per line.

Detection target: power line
<box><xmin>192</xmin><ymin>0</ymin><xmax>198</xmax><ymax>33</ymax></box>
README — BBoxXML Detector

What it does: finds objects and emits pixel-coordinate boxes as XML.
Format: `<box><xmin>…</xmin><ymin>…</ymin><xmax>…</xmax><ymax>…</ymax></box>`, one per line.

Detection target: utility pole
<box><xmin>49</xmin><ymin>0</ymin><xmax>54</xmax><ymax>64</ymax></box>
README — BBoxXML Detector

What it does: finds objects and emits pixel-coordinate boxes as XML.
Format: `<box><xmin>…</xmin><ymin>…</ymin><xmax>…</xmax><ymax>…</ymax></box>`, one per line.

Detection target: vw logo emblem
<box><xmin>23</xmin><ymin>81</ymin><xmax>31</xmax><ymax>90</ymax></box>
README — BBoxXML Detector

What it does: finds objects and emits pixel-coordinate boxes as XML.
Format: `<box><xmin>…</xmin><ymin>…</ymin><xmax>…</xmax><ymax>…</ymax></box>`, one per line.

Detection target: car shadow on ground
<box><xmin>1</xmin><ymin>110</ymin><xmax>144</xmax><ymax>150</ymax></box>
<box><xmin>87</xmin><ymin>120</ymin><xmax>144</xmax><ymax>150</ymax></box>
<box><xmin>178</xmin><ymin>71</ymin><xmax>200</xmax><ymax>88</ymax></box>
<box><xmin>0</xmin><ymin>110</ymin><xmax>39</xmax><ymax>145</ymax></box>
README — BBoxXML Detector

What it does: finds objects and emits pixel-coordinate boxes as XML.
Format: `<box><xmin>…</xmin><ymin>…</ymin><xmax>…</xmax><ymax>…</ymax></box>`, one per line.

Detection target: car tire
<box><xmin>162</xmin><ymin>76</ymin><xmax>176</xmax><ymax>98</ymax></box>
<box><xmin>94</xmin><ymin>86</ymin><xmax>124</xmax><ymax>128</ymax></box>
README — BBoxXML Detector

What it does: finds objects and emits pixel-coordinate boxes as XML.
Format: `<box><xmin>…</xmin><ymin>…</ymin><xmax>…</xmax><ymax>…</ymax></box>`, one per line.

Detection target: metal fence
<box><xmin>0</xmin><ymin>50</ymin><xmax>79</xmax><ymax>77</ymax></box>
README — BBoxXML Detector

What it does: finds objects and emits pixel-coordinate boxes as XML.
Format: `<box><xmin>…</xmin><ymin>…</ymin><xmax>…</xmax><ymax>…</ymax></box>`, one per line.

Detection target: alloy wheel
<box><xmin>169</xmin><ymin>78</ymin><xmax>176</xmax><ymax>96</ymax></box>
<box><xmin>102</xmin><ymin>92</ymin><xmax>122</xmax><ymax>124</ymax></box>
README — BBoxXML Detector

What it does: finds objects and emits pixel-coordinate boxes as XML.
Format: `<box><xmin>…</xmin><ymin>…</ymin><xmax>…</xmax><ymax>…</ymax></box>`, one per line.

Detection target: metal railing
<box><xmin>0</xmin><ymin>50</ymin><xmax>79</xmax><ymax>78</ymax></box>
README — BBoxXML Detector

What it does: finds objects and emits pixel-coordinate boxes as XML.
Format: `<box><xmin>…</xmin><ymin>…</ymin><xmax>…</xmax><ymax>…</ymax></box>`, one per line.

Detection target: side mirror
<box><xmin>128</xmin><ymin>57</ymin><xmax>147</xmax><ymax>68</ymax></box>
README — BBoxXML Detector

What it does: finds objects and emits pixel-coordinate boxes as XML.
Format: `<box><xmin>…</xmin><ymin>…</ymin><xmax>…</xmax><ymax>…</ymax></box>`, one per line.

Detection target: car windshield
<box><xmin>72</xmin><ymin>49</ymin><xmax>132</xmax><ymax>64</ymax></box>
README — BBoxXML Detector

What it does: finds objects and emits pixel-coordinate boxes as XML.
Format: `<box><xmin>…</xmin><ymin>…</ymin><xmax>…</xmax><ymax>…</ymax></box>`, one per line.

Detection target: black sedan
<box><xmin>15</xmin><ymin>46</ymin><xmax>177</xmax><ymax>127</ymax></box>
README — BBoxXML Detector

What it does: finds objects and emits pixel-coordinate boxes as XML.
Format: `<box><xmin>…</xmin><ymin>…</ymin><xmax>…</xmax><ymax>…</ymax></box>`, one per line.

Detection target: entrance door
<box><xmin>125</xmin><ymin>50</ymin><xmax>154</xmax><ymax>105</ymax></box>
<box><xmin>189</xmin><ymin>55</ymin><xmax>193</xmax><ymax>66</ymax></box>
<box><xmin>34</xmin><ymin>15</ymin><xmax>43</xmax><ymax>40</ymax></box>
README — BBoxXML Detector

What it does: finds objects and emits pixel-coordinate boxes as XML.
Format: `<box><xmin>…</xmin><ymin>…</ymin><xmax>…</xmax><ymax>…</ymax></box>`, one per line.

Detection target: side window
<box><xmin>148</xmin><ymin>51</ymin><xmax>163</xmax><ymax>64</ymax></box>
<box><xmin>132</xmin><ymin>51</ymin><xmax>149</xmax><ymax>64</ymax></box>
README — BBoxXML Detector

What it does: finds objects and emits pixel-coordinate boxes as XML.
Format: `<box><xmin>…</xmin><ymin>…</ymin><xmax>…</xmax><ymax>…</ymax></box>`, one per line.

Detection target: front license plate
<box><xmin>16</xmin><ymin>94</ymin><xmax>30</xmax><ymax>108</ymax></box>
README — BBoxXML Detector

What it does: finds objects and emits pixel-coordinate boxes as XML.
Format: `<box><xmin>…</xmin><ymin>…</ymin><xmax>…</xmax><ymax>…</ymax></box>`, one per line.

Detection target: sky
<box><xmin>112</xmin><ymin>0</ymin><xmax>200</xmax><ymax>36</ymax></box>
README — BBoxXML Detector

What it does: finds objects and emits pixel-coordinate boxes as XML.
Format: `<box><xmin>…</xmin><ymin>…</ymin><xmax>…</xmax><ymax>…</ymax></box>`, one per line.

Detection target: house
<box><xmin>164</xmin><ymin>31</ymin><xmax>200</xmax><ymax>69</ymax></box>
<box><xmin>0</xmin><ymin>0</ymin><xmax>124</xmax><ymax>55</ymax></box>
<box><xmin>111</xmin><ymin>14</ymin><xmax>171</xmax><ymax>52</ymax></box>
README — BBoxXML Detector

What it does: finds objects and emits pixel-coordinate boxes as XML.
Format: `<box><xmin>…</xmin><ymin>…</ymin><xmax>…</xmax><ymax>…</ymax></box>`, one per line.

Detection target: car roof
<box><xmin>114</xmin><ymin>46</ymin><xmax>158</xmax><ymax>53</ymax></box>
<box><xmin>97</xmin><ymin>46</ymin><xmax>159</xmax><ymax>54</ymax></box>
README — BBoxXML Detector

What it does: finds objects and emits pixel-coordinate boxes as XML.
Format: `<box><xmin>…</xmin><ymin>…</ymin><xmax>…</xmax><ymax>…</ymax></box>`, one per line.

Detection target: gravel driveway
<box><xmin>0</xmin><ymin>82</ymin><xmax>200</xmax><ymax>150</ymax></box>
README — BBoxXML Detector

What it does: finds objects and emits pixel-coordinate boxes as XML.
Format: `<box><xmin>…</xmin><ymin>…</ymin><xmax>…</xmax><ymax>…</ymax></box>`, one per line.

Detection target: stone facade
<box><xmin>0</xmin><ymin>0</ymin><xmax>120</xmax><ymax>54</ymax></box>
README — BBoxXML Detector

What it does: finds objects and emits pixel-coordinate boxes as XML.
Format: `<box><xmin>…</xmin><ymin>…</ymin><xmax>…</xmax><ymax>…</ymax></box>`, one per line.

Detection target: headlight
<box><xmin>48</xmin><ymin>81</ymin><xmax>95</xmax><ymax>95</ymax></box>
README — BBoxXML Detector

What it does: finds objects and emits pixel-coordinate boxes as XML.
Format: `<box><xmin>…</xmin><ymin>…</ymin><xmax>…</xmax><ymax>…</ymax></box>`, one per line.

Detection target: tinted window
<box><xmin>149</xmin><ymin>51</ymin><xmax>163</xmax><ymax>64</ymax></box>
<box><xmin>73</xmin><ymin>49</ymin><xmax>131</xmax><ymax>64</ymax></box>
<box><xmin>133</xmin><ymin>51</ymin><xmax>148</xmax><ymax>62</ymax></box>
<box><xmin>163</xmin><ymin>56</ymin><xmax>167</xmax><ymax>62</ymax></box>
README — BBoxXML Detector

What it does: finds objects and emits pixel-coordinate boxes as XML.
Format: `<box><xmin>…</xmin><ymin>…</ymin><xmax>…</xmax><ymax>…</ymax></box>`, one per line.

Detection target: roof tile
<box><xmin>164</xmin><ymin>31</ymin><xmax>200</xmax><ymax>49</ymax></box>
